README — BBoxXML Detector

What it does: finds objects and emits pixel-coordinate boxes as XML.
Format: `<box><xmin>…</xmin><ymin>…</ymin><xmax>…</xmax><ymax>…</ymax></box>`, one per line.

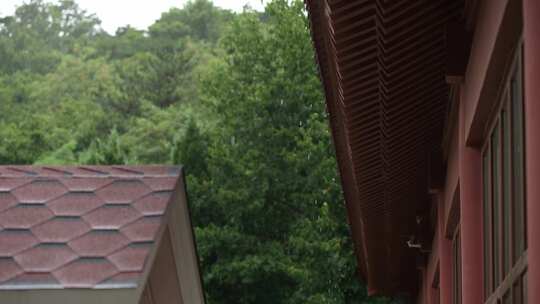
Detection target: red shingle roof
<box><xmin>0</xmin><ymin>166</ymin><xmax>180</xmax><ymax>289</ymax></box>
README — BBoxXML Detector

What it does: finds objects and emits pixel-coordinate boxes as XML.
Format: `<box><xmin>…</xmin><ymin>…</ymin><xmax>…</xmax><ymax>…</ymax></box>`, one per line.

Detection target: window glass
<box><xmin>513</xmin><ymin>277</ymin><xmax>522</xmax><ymax>304</ymax></box>
<box><xmin>502</xmin><ymin>108</ymin><xmax>511</xmax><ymax>275</ymax></box>
<box><xmin>503</xmin><ymin>290</ymin><xmax>511</xmax><ymax>304</ymax></box>
<box><xmin>512</xmin><ymin>58</ymin><xmax>526</xmax><ymax>258</ymax></box>
<box><xmin>491</xmin><ymin>122</ymin><xmax>500</xmax><ymax>288</ymax></box>
<box><xmin>483</xmin><ymin>149</ymin><xmax>491</xmax><ymax>298</ymax></box>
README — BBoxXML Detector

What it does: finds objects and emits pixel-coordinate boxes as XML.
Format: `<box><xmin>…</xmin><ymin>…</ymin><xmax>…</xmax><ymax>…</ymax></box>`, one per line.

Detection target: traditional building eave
<box><xmin>306</xmin><ymin>0</ymin><xmax>464</xmax><ymax>296</ymax></box>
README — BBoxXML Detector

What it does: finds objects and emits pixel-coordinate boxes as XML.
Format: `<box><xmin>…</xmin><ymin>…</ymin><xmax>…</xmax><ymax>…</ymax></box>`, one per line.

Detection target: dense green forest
<box><xmin>0</xmin><ymin>0</ymin><xmax>403</xmax><ymax>303</ymax></box>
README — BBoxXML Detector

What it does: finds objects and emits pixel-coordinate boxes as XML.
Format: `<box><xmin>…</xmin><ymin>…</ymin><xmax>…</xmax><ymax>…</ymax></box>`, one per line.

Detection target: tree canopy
<box><xmin>0</xmin><ymin>0</ymin><xmax>406</xmax><ymax>303</ymax></box>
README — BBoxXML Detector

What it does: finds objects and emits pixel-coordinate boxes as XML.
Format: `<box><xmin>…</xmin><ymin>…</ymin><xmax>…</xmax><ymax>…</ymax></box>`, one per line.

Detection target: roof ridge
<box><xmin>0</xmin><ymin>165</ymin><xmax>182</xmax><ymax>178</ymax></box>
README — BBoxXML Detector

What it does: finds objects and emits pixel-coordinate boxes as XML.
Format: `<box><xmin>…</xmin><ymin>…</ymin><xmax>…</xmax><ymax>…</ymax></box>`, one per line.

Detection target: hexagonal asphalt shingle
<box><xmin>14</xmin><ymin>244</ymin><xmax>77</xmax><ymax>272</ymax></box>
<box><xmin>133</xmin><ymin>191</ymin><xmax>171</xmax><ymax>216</ymax></box>
<box><xmin>0</xmin><ymin>258</ymin><xmax>23</xmax><ymax>283</ymax></box>
<box><xmin>83</xmin><ymin>205</ymin><xmax>141</xmax><ymax>230</ymax></box>
<box><xmin>0</xmin><ymin>205</ymin><xmax>53</xmax><ymax>229</ymax></box>
<box><xmin>141</xmin><ymin>177</ymin><xmax>178</xmax><ymax>191</ymax></box>
<box><xmin>0</xmin><ymin>177</ymin><xmax>31</xmax><ymax>192</ymax></box>
<box><xmin>0</xmin><ymin>192</ymin><xmax>18</xmax><ymax>213</ymax></box>
<box><xmin>12</xmin><ymin>179</ymin><xmax>67</xmax><ymax>204</ymax></box>
<box><xmin>5</xmin><ymin>273</ymin><xmax>61</xmax><ymax>288</ymax></box>
<box><xmin>31</xmin><ymin>217</ymin><xmax>90</xmax><ymax>243</ymax></box>
<box><xmin>68</xmin><ymin>230</ymin><xmax>129</xmax><ymax>257</ymax></box>
<box><xmin>53</xmin><ymin>258</ymin><xmax>118</xmax><ymax>288</ymax></box>
<box><xmin>120</xmin><ymin>216</ymin><xmax>162</xmax><ymax>242</ymax></box>
<box><xmin>95</xmin><ymin>180</ymin><xmax>151</xmax><ymax>204</ymax></box>
<box><xmin>47</xmin><ymin>192</ymin><xmax>105</xmax><ymax>216</ymax></box>
<box><xmin>0</xmin><ymin>230</ymin><xmax>38</xmax><ymax>256</ymax></box>
<box><xmin>107</xmin><ymin>243</ymin><xmax>152</xmax><ymax>272</ymax></box>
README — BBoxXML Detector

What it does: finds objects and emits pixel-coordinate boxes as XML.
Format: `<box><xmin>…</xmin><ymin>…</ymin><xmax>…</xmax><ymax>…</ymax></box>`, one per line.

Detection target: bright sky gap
<box><xmin>0</xmin><ymin>0</ymin><xmax>266</xmax><ymax>34</ymax></box>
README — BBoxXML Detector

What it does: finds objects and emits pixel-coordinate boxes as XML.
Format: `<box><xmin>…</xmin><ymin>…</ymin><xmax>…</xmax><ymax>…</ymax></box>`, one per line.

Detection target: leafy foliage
<box><xmin>0</xmin><ymin>0</ymin><xmax>406</xmax><ymax>303</ymax></box>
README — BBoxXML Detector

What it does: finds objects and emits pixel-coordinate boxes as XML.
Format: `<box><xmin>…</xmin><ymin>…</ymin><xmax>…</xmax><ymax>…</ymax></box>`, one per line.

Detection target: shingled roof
<box><xmin>0</xmin><ymin>166</ymin><xmax>205</xmax><ymax>304</ymax></box>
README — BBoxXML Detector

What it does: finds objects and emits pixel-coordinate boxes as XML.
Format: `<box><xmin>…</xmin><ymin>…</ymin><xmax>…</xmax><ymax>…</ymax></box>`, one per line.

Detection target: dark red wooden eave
<box><xmin>305</xmin><ymin>0</ymin><xmax>463</xmax><ymax>296</ymax></box>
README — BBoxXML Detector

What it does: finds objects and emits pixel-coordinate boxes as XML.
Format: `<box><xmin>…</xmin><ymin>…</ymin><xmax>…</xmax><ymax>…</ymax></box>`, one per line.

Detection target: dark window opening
<box><xmin>453</xmin><ymin>228</ymin><xmax>462</xmax><ymax>304</ymax></box>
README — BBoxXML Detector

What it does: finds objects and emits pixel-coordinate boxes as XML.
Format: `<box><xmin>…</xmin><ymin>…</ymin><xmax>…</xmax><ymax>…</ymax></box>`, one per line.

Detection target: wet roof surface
<box><xmin>0</xmin><ymin>166</ymin><xmax>180</xmax><ymax>289</ymax></box>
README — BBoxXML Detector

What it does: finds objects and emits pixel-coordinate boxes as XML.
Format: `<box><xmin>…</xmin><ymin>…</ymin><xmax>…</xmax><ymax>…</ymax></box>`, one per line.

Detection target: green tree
<box><xmin>93</xmin><ymin>26</ymin><xmax>147</xmax><ymax>59</ymax></box>
<box><xmin>0</xmin><ymin>0</ymin><xmax>400</xmax><ymax>302</ymax></box>
<box><xmin>187</xmin><ymin>1</ymin><xmax>376</xmax><ymax>303</ymax></box>
<box><xmin>149</xmin><ymin>0</ymin><xmax>232</xmax><ymax>44</ymax></box>
<box><xmin>79</xmin><ymin>128</ymin><xmax>131</xmax><ymax>165</ymax></box>
<box><xmin>0</xmin><ymin>0</ymin><xmax>100</xmax><ymax>74</ymax></box>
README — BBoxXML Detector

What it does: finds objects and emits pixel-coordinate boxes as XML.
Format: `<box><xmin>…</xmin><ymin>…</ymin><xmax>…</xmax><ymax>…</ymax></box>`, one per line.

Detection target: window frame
<box><xmin>481</xmin><ymin>42</ymin><xmax>528</xmax><ymax>304</ymax></box>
